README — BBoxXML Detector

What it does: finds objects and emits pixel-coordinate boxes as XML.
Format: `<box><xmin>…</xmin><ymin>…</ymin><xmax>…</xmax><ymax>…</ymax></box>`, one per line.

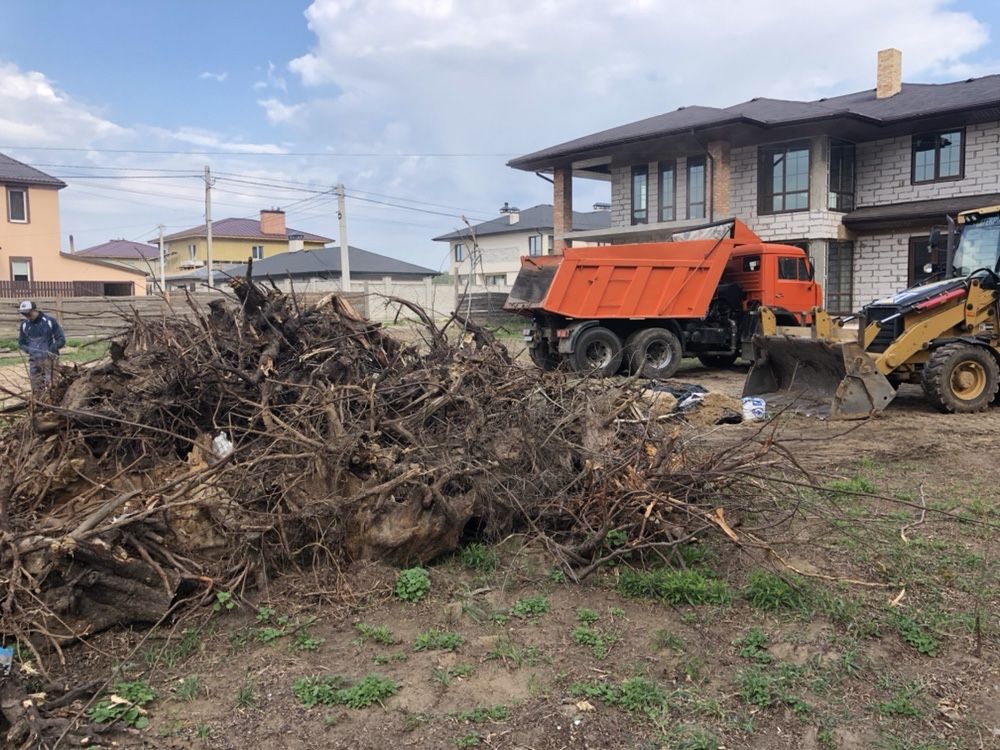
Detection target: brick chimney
<box><xmin>876</xmin><ymin>48</ymin><xmax>902</xmax><ymax>99</ymax></box>
<box><xmin>260</xmin><ymin>208</ymin><xmax>286</xmax><ymax>236</ymax></box>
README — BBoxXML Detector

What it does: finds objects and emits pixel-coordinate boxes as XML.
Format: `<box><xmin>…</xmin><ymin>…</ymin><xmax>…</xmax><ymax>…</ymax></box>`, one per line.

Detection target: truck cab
<box><xmin>723</xmin><ymin>246</ymin><xmax>821</xmax><ymax>323</ymax></box>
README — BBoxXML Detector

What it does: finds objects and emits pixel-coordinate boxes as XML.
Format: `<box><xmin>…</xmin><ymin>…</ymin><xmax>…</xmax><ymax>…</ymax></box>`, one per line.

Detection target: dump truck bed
<box><xmin>504</xmin><ymin>239</ymin><xmax>741</xmax><ymax>320</ymax></box>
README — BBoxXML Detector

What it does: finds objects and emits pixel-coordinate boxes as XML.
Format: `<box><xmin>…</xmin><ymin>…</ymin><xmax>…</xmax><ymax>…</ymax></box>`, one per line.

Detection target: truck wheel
<box><xmin>921</xmin><ymin>343</ymin><xmax>999</xmax><ymax>413</ymax></box>
<box><xmin>697</xmin><ymin>353</ymin><xmax>738</xmax><ymax>368</ymax></box>
<box><xmin>570</xmin><ymin>327</ymin><xmax>623</xmax><ymax>376</ymax></box>
<box><xmin>529</xmin><ymin>342</ymin><xmax>560</xmax><ymax>371</ymax></box>
<box><xmin>624</xmin><ymin>328</ymin><xmax>682</xmax><ymax>379</ymax></box>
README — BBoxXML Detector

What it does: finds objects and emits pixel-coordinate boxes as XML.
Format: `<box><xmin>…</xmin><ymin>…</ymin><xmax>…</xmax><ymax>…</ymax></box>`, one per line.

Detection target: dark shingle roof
<box><xmin>161</xmin><ymin>217</ymin><xmax>332</xmax><ymax>243</ymax></box>
<box><xmin>432</xmin><ymin>204</ymin><xmax>611</xmax><ymax>241</ymax></box>
<box><xmin>844</xmin><ymin>193</ymin><xmax>1000</xmax><ymax>230</ymax></box>
<box><xmin>510</xmin><ymin>75</ymin><xmax>1000</xmax><ymax>169</ymax></box>
<box><xmin>75</xmin><ymin>239</ymin><xmax>160</xmax><ymax>260</ymax></box>
<box><xmin>0</xmin><ymin>153</ymin><xmax>66</xmax><ymax>188</ymax></box>
<box><xmin>232</xmin><ymin>246</ymin><xmax>438</xmax><ymax>279</ymax></box>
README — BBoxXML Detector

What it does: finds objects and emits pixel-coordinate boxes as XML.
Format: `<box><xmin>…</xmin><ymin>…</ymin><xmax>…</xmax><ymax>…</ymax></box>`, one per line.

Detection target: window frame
<box><xmin>9</xmin><ymin>256</ymin><xmax>32</xmax><ymax>282</ymax></box>
<box><xmin>758</xmin><ymin>141</ymin><xmax>810</xmax><ymax>215</ymax></box>
<box><xmin>907</xmin><ymin>235</ymin><xmax>948</xmax><ymax>287</ymax></box>
<box><xmin>188</xmin><ymin>243</ymin><xmax>198</xmax><ymax>260</ymax></box>
<box><xmin>631</xmin><ymin>165</ymin><xmax>649</xmax><ymax>225</ymax></box>
<box><xmin>826</xmin><ymin>240</ymin><xmax>854</xmax><ymax>315</ymax></box>
<box><xmin>251</xmin><ymin>245</ymin><xmax>265</xmax><ymax>260</ymax></box>
<box><xmin>6</xmin><ymin>186</ymin><xmax>28</xmax><ymax>224</ymax></box>
<box><xmin>828</xmin><ymin>140</ymin><xmax>855</xmax><ymax>212</ymax></box>
<box><xmin>528</xmin><ymin>235</ymin><xmax>542</xmax><ymax>257</ymax></box>
<box><xmin>911</xmin><ymin>129</ymin><xmax>965</xmax><ymax>185</ymax></box>
<box><xmin>686</xmin><ymin>156</ymin><xmax>706</xmax><ymax>220</ymax></box>
<box><xmin>658</xmin><ymin>161</ymin><xmax>676</xmax><ymax>222</ymax></box>
<box><xmin>454</xmin><ymin>242</ymin><xmax>465</xmax><ymax>263</ymax></box>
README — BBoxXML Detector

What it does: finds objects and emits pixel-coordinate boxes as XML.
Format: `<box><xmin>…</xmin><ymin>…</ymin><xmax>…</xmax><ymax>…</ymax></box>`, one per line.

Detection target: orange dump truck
<box><xmin>503</xmin><ymin>220</ymin><xmax>822</xmax><ymax>377</ymax></box>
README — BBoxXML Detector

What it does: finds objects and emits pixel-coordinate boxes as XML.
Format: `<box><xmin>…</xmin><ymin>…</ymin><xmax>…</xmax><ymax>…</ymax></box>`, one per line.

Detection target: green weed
<box><xmin>354</xmin><ymin>623</ymin><xmax>399</xmax><ymax>645</ymax></box>
<box><xmin>486</xmin><ymin>635</ymin><xmax>542</xmax><ymax>668</ymax></box>
<box><xmin>734</xmin><ymin>627</ymin><xmax>772</xmax><ymax>664</ymax></box>
<box><xmin>459</xmin><ymin>543</ymin><xmax>498</xmax><ymax>572</ymax></box>
<box><xmin>292</xmin><ymin>629</ymin><xmax>325</xmax><ymax>652</ymax></box>
<box><xmin>742</xmin><ymin>570</ymin><xmax>808</xmax><ymax>611</ymax></box>
<box><xmin>576</xmin><ymin>607</ymin><xmax>600</xmax><ymax>625</ymax></box>
<box><xmin>451</xmin><ymin>705</ymin><xmax>511</xmax><ymax>723</ymax></box>
<box><xmin>88</xmin><ymin>681</ymin><xmax>156</xmax><ymax>729</ymax></box>
<box><xmin>432</xmin><ymin>664</ymin><xmax>476</xmax><ymax>687</ymax></box>
<box><xmin>235</xmin><ymin>679</ymin><xmax>256</xmax><ymax>708</ymax></box>
<box><xmin>891</xmin><ymin>613</ymin><xmax>941</xmax><ymax>656</ymax></box>
<box><xmin>395</xmin><ymin>567</ymin><xmax>431</xmax><ymax>603</ymax></box>
<box><xmin>652</xmin><ymin>629</ymin><xmax>686</xmax><ymax>652</ymax></box>
<box><xmin>293</xmin><ymin>673</ymin><xmax>400</xmax><ymax>709</ymax></box>
<box><xmin>173</xmin><ymin>675</ymin><xmax>200</xmax><ymax>702</ymax></box>
<box><xmin>454</xmin><ymin>731</ymin><xmax>482</xmax><ymax>747</ymax></box>
<box><xmin>373</xmin><ymin>652</ymin><xmax>408</xmax><ymax>665</ymax></box>
<box><xmin>662</xmin><ymin>724</ymin><xmax>721</xmax><ymax>750</ymax></box>
<box><xmin>511</xmin><ymin>595</ymin><xmax>549</xmax><ymax>618</ymax></box>
<box><xmin>877</xmin><ymin>684</ymin><xmax>924</xmax><ymax>718</ymax></box>
<box><xmin>571</xmin><ymin>625</ymin><xmax>617</xmax><ymax>659</ymax></box>
<box><xmin>570</xmin><ymin>676</ymin><xmax>669</xmax><ymax>717</ymax></box>
<box><xmin>414</xmin><ymin>629</ymin><xmax>464</xmax><ymax>652</ymax></box>
<box><xmin>618</xmin><ymin>568</ymin><xmax>731</xmax><ymax>606</ymax></box>
<box><xmin>212</xmin><ymin>591</ymin><xmax>236</xmax><ymax>613</ymax></box>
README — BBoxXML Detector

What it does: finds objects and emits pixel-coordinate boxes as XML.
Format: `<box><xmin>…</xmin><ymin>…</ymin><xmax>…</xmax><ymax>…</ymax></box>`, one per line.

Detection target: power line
<box><xmin>2</xmin><ymin>144</ymin><xmax>517</xmax><ymax>157</ymax></box>
<box><xmin>344</xmin><ymin>192</ymin><xmax>490</xmax><ymax>222</ymax></box>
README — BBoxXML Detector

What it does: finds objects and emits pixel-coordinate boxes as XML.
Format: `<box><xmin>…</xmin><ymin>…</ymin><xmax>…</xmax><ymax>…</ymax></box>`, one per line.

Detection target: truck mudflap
<box><xmin>742</xmin><ymin>336</ymin><xmax>897</xmax><ymax>419</ymax></box>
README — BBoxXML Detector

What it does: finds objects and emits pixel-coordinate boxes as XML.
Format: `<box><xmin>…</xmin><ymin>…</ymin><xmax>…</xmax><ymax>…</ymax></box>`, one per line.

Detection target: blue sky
<box><xmin>2</xmin><ymin>0</ymin><xmax>999</xmax><ymax>269</ymax></box>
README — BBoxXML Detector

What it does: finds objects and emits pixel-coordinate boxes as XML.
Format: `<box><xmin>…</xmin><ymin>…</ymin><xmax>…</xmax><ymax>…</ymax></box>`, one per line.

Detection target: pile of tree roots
<box><xmin>0</xmin><ymin>277</ymin><xmax>795</xmax><ymax>661</ymax></box>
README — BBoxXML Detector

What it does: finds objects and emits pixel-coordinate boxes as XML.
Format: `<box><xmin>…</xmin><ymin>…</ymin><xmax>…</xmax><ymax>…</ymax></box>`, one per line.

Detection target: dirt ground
<box><xmin>15</xmin><ymin>357</ymin><xmax>1000</xmax><ymax>750</ymax></box>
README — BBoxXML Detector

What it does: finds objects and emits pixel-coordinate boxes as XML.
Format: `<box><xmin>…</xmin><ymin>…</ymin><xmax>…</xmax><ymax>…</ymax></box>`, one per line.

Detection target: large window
<box><xmin>908</xmin><ymin>235</ymin><xmax>947</xmax><ymax>287</ymax></box>
<box><xmin>251</xmin><ymin>245</ymin><xmax>264</xmax><ymax>260</ymax></box>
<box><xmin>528</xmin><ymin>235</ymin><xmax>542</xmax><ymax>256</ymax></box>
<box><xmin>687</xmin><ymin>157</ymin><xmax>706</xmax><ymax>220</ymax></box>
<box><xmin>912</xmin><ymin>130</ymin><xmax>963</xmax><ymax>183</ymax></box>
<box><xmin>7</xmin><ymin>187</ymin><xmax>27</xmax><ymax>223</ymax></box>
<box><xmin>759</xmin><ymin>143</ymin><xmax>809</xmax><ymax>214</ymax></box>
<box><xmin>659</xmin><ymin>162</ymin><xmax>676</xmax><ymax>222</ymax></box>
<box><xmin>828</xmin><ymin>141</ymin><xmax>855</xmax><ymax>212</ymax></box>
<box><xmin>826</xmin><ymin>241</ymin><xmax>854</xmax><ymax>314</ymax></box>
<box><xmin>631</xmin><ymin>166</ymin><xmax>648</xmax><ymax>224</ymax></box>
<box><xmin>188</xmin><ymin>243</ymin><xmax>198</xmax><ymax>260</ymax></box>
<box><xmin>10</xmin><ymin>258</ymin><xmax>32</xmax><ymax>282</ymax></box>
<box><xmin>454</xmin><ymin>242</ymin><xmax>465</xmax><ymax>262</ymax></box>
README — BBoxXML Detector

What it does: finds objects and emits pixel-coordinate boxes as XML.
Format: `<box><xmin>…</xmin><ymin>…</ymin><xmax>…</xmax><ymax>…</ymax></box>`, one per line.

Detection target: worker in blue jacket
<box><xmin>17</xmin><ymin>300</ymin><xmax>65</xmax><ymax>394</ymax></box>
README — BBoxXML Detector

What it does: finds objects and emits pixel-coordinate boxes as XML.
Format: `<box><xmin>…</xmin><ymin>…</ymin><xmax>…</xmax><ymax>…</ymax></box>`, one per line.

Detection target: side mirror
<box><xmin>928</xmin><ymin>227</ymin><xmax>941</xmax><ymax>250</ymax></box>
<box><xmin>923</xmin><ymin>262</ymin><xmax>934</xmax><ymax>274</ymax></box>
<box><xmin>807</xmin><ymin>261</ymin><xmax>815</xmax><ymax>281</ymax></box>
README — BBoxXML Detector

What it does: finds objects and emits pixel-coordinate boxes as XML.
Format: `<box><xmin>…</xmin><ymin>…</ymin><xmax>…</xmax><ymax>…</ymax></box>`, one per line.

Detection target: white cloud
<box><xmin>253</xmin><ymin>61</ymin><xmax>287</xmax><ymax>92</ymax></box>
<box><xmin>258</xmin><ymin>98</ymin><xmax>304</xmax><ymax>124</ymax></box>
<box><xmin>199</xmin><ymin>71</ymin><xmax>229</xmax><ymax>83</ymax></box>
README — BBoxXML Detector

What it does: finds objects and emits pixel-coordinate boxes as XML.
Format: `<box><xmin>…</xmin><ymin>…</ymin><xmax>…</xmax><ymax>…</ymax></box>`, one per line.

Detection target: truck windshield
<box><xmin>953</xmin><ymin>219</ymin><xmax>1000</xmax><ymax>276</ymax></box>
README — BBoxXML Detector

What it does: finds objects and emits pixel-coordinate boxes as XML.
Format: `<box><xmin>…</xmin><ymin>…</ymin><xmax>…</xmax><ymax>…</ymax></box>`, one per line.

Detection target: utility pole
<box><xmin>158</xmin><ymin>224</ymin><xmax>167</xmax><ymax>300</ymax></box>
<box><xmin>336</xmin><ymin>183</ymin><xmax>351</xmax><ymax>291</ymax></box>
<box><xmin>204</xmin><ymin>165</ymin><xmax>214</xmax><ymax>289</ymax></box>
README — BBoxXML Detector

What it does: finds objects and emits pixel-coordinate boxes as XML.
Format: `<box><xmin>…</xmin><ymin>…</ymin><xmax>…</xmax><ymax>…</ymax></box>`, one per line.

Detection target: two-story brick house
<box><xmin>508</xmin><ymin>49</ymin><xmax>1000</xmax><ymax>313</ymax></box>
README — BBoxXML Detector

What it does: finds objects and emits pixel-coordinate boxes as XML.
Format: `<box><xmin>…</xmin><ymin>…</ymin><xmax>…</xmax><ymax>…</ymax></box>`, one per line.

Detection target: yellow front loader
<box><xmin>744</xmin><ymin>207</ymin><xmax>1000</xmax><ymax>418</ymax></box>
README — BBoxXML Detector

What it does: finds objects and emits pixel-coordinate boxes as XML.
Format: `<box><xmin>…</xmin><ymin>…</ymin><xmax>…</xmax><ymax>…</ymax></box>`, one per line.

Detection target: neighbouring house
<box><xmin>73</xmin><ymin>239</ymin><xmax>162</xmax><ymax>276</ymax></box>
<box><xmin>157</xmin><ymin>209</ymin><xmax>331</xmax><ymax>274</ymax></box>
<box><xmin>508</xmin><ymin>49</ymin><xmax>1000</xmax><ymax>313</ymax></box>
<box><xmin>432</xmin><ymin>203</ymin><xmax>610</xmax><ymax>286</ymax></box>
<box><xmin>0</xmin><ymin>154</ymin><xmax>148</xmax><ymax>296</ymax></box>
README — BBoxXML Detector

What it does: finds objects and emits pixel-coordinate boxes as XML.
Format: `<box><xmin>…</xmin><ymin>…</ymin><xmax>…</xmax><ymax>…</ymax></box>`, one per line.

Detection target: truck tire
<box><xmin>624</xmin><ymin>328</ymin><xmax>682</xmax><ymax>379</ymax></box>
<box><xmin>921</xmin><ymin>343</ymin><xmax>999</xmax><ymax>413</ymax></box>
<box><xmin>570</xmin><ymin>327</ymin><xmax>623</xmax><ymax>376</ymax></box>
<box><xmin>697</xmin><ymin>353</ymin><xmax>739</xmax><ymax>368</ymax></box>
<box><xmin>529</xmin><ymin>341</ymin><xmax>560</xmax><ymax>371</ymax></box>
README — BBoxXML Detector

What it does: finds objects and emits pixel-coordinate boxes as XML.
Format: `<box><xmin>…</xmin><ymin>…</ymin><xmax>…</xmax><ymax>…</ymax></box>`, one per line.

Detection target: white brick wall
<box><xmin>852</xmin><ymin>232</ymin><xmax>911</xmax><ymax>308</ymax></box>
<box><xmin>856</xmin><ymin>121</ymin><xmax>1000</xmax><ymax>206</ymax></box>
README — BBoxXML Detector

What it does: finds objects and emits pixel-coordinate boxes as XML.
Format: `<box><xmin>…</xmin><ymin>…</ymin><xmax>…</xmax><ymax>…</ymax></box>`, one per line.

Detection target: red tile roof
<box><xmin>75</xmin><ymin>239</ymin><xmax>161</xmax><ymax>260</ymax></box>
<box><xmin>160</xmin><ymin>218</ymin><xmax>332</xmax><ymax>243</ymax></box>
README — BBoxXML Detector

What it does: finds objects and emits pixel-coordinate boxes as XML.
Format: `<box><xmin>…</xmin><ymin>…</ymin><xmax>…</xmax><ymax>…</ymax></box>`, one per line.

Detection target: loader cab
<box><xmin>952</xmin><ymin>207</ymin><xmax>1000</xmax><ymax>277</ymax></box>
<box><xmin>723</xmin><ymin>245</ymin><xmax>821</xmax><ymax>322</ymax></box>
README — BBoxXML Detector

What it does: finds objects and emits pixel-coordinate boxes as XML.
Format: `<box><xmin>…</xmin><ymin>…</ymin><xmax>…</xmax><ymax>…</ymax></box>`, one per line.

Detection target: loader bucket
<box><xmin>742</xmin><ymin>336</ymin><xmax>897</xmax><ymax>419</ymax></box>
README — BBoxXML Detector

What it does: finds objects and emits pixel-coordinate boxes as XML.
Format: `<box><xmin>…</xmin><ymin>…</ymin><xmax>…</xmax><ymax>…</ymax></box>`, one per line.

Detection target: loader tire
<box><xmin>921</xmin><ymin>343</ymin><xmax>999</xmax><ymax>414</ymax></box>
<box><xmin>697</xmin><ymin>353</ymin><xmax>739</xmax><ymax>368</ymax></box>
<box><xmin>624</xmin><ymin>328</ymin><xmax>683</xmax><ymax>379</ymax></box>
<box><xmin>570</xmin><ymin>327</ymin><xmax>623</xmax><ymax>377</ymax></box>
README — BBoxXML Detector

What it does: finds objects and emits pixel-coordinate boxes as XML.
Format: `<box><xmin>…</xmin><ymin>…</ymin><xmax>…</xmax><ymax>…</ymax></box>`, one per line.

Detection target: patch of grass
<box><xmin>735</xmin><ymin>664</ymin><xmax>810</xmax><ymax>715</ymax></box>
<box><xmin>546</xmin><ymin>568</ymin><xmax>567</xmax><ymax>584</ymax></box>
<box><xmin>662</xmin><ymin>724</ymin><xmax>721</xmax><ymax>750</ymax></box>
<box><xmin>742</xmin><ymin>570</ymin><xmax>808</xmax><ymax>611</ymax></box>
<box><xmin>195</xmin><ymin>722</ymin><xmax>212</xmax><ymax>740</ymax></box>
<box><xmin>255</xmin><ymin>605</ymin><xmax>276</xmax><ymax>623</ymax></box>
<box><xmin>652</xmin><ymin>629</ymin><xmax>686</xmax><ymax>652</ymax></box>
<box><xmin>511</xmin><ymin>595</ymin><xmax>549</xmax><ymax>618</ymax></box>
<box><xmin>486</xmin><ymin>635</ymin><xmax>542</xmax><ymax>668</ymax></box>
<box><xmin>825</xmin><ymin>474</ymin><xmax>877</xmax><ymax>499</ymax></box>
<box><xmin>414</xmin><ymin>629</ymin><xmax>464</xmax><ymax>652</ymax></box>
<box><xmin>291</xmin><ymin>628</ymin><xmax>325</xmax><ymax>652</ymax></box>
<box><xmin>173</xmin><ymin>675</ymin><xmax>200</xmax><ymax>702</ymax></box>
<box><xmin>877</xmin><ymin>684</ymin><xmax>924</xmax><ymax>718</ymax></box>
<box><xmin>144</xmin><ymin>627</ymin><xmax>201</xmax><ymax>668</ymax></box>
<box><xmin>570</xmin><ymin>676</ymin><xmax>669</xmax><ymax>717</ymax></box>
<box><xmin>459</xmin><ymin>543</ymin><xmax>498</xmax><ymax>573</ymax></box>
<box><xmin>618</xmin><ymin>568</ymin><xmax>731</xmax><ymax>606</ymax></box>
<box><xmin>293</xmin><ymin>673</ymin><xmax>400</xmax><ymax>709</ymax></box>
<box><xmin>451</xmin><ymin>705</ymin><xmax>511</xmax><ymax>723</ymax></box>
<box><xmin>395</xmin><ymin>567</ymin><xmax>431</xmax><ymax>603</ymax></box>
<box><xmin>891</xmin><ymin>613</ymin><xmax>941</xmax><ymax>656</ymax></box>
<box><xmin>235</xmin><ymin>679</ymin><xmax>256</xmax><ymax>708</ymax></box>
<box><xmin>576</xmin><ymin>607</ymin><xmax>600</xmax><ymax>625</ymax></box>
<box><xmin>604</xmin><ymin>529</ymin><xmax>628</xmax><ymax>548</ymax></box>
<box><xmin>432</xmin><ymin>664</ymin><xmax>476</xmax><ymax>688</ymax></box>
<box><xmin>734</xmin><ymin>627</ymin><xmax>772</xmax><ymax>664</ymax></box>
<box><xmin>88</xmin><ymin>681</ymin><xmax>156</xmax><ymax>729</ymax></box>
<box><xmin>609</xmin><ymin>606</ymin><xmax>626</xmax><ymax>618</ymax></box>
<box><xmin>373</xmin><ymin>652</ymin><xmax>408</xmax><ymax>665</ymax></box>
<box><xmin>256</xmin><ymin>626</ymin><xmax>285</xmax><ymax>644</ymax></box>
<box><xmin>454</xmin><ymin>731</ymin><xmax>482</xmax><ymax>747</ymax></box>
<box><xmin>571</xmin><ymin>625</ymin><xmax>617</xmax><ymax>659</ymax></box>
<box><xmin>354</xmin><ymin>623</ymin><xmax>399</xmax><ymax>646</ymax></box>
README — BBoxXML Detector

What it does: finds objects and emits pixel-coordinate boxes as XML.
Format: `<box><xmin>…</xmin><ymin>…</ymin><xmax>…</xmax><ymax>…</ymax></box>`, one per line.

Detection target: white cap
<box><xmin>18</xmin><ymin>300</ymin><xmax>35</xmax><ymax>314</ymax></box>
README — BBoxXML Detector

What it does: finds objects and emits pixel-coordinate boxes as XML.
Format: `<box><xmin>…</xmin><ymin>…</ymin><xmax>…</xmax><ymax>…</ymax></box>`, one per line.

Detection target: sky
<box><xmin>1</xmin><ymin>0</ymin><xmax>1000</xmax><ymax>271</ymax></box>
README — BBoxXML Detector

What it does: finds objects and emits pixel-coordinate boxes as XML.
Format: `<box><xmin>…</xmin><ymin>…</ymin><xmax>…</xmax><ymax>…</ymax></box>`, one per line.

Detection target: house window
<box><xmin>528</xmin><ymin>235</ymin><xmax>542</xmax><ymax>256</ymax></box>
<box><xmin>759</xmin><ymin>143</ymin><xmax>809</xmax><ymax>214</ymax></box>
<box><xmin>454</xmin><ymin>243</ymin><xmax>465</xmax><ymax>263</ymax></box>
<box><xmin>908</xmin><ymin>236</ymin><xmax>948</xmax><ymax>287</ymax></box>
<box><xmin>687</xmin><ymin>157</ymin><xmax>706</xmax><ymax>219</ymax></box>
<box><xmin>7</xmin><ymin>187</ymin><xmax>27</xmax><ymax>223</ymax></box>
<box><xmin>631</xmin><ymin>166</ymin><xmax>648</xmax><ymax>224</ymax></box>
<box><xmin>188</xmin><ymin>243</ymin><xmax>198</xmax><ymax>260</ymax></box>
<box><xmin>659</xmin><ymin>162</ymin><xmax>676</xmax><ymax>222</ymax></box>
<box><xmin>548</xmin><ymin>235</ymin><xmax>554</xmax><ymax>254</ymax></box>
<box><xmin>826</xmin><ymin>241</ymin><xmax>854</xmax><ymax>314</ymax></box>
<box><xmin>912</xmin><ymin>130</ymin><xmax>964</xmax><ymax>183</ymax></box>
<box><xmin>485</xmin><ymin>274</ymin><xmax>506</xmax><ymax>286</ymax></box>
<box><xmin>828</xmin><ymin>140</ymin><xmax>855</xmax><ymax>211</ymax></box>
<box><xmin>10</xmin><ymin>258</ymin><xmax>32</xmax><ymax>282</ymax></box>
<box><xmin>252</xmin><ymin>245</ymin><xmax>264</xmax><ymax>260</ymax></box>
